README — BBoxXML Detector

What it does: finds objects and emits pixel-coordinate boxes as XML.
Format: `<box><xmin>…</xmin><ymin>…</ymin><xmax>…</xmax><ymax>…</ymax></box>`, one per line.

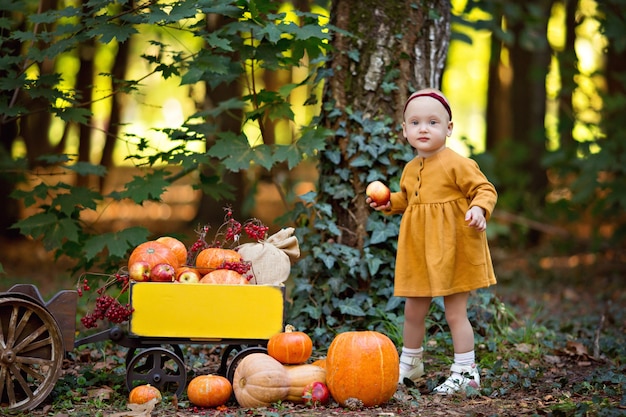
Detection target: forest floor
<box><xmin>0</xmin><ymin>236</ymin><xmax>625</xmax><ymax>417</ymax></box>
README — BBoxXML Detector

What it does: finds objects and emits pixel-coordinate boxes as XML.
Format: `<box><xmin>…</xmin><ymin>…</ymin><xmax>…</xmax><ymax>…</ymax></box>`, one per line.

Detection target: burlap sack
<box><xmin>236</xmin><ymin>227</ymin><xmax>300</xmax><ymax>285</ymax></box>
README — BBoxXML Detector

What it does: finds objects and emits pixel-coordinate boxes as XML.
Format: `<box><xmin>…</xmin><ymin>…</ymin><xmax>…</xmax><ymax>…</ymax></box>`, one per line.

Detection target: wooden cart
<box><xmin>0</xmin><ymin>282</ymin><xmax>286</xmax><ymax>412</ymax></box>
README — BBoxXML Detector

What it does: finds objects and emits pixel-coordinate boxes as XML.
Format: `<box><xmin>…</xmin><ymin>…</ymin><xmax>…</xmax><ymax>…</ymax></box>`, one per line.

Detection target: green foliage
<box><xmin>1</xmin><ymin>0</ymin><xmax>335</xmax><ymax>272</ymax></box>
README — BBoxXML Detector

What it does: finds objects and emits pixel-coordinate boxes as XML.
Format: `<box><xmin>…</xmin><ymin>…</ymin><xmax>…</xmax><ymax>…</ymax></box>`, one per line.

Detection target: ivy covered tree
<box><xmin>286</xmin><ymin>0</ymin><xmax>456</xmax><ymax>345</ymax></box>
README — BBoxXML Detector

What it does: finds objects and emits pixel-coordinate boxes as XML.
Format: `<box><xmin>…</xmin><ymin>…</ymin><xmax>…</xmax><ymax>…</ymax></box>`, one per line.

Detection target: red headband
<box><xmin>403</xmin><ymin>92</ymin><xmax>452</xmax><ymax>120</ymax></box>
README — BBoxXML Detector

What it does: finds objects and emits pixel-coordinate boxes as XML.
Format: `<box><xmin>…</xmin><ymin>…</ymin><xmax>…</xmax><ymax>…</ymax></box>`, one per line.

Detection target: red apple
<box><xmin>150</xmin><ymin>263</ymin><xmax>176</xmax><ymax>282</ymax></box>
<box><xmin>129</xmin><ymin>261</ymin><xmax>151</xmax><ymax>282</ymax></box>
<box><xmin>175</xmin><ymin>267</ymin><xmax>201</xmax><ymax>284</ymax></box>
<box><xmin>366</xmin><ymin>180</ymin><xmax>390</xmax><ymax>206</ymax></box>
<box><xmin>302</xmin><ymin>381</ymin><xmax>330</xmax><ymax>406</ymax></box>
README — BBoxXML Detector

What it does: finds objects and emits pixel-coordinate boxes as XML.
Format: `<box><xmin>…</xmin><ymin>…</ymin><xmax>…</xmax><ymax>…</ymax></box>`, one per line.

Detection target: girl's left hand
<box><xmin>465</xmin><ymin>206</ymin><xmax>487</xmax><ymax>231</ymax></box>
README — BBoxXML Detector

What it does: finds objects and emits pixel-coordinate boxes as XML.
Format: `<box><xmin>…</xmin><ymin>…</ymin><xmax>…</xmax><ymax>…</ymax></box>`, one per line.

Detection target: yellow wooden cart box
<box><xmin>129</xmin><ymin>282</ymin><xmax>285</xmax><ymax>341</ymax></box>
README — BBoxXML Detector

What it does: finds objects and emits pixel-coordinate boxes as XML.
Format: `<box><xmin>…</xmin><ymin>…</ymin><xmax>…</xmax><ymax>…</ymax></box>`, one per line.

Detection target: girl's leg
<box><xmin>399</xmin><ymin>297</ymin><xmax>431</xmax><ymax>384</ymax></box>
<box><xmin>433</xmin><ymin>291</ymin><xmax>481</xmax><ymax>394</ymax></box>
<box><xmin>403</xmin><ymin>297</ymin><xmax>431</xmax><ymax>348</ymax></box>
<box><xmin>443</xmin><ymin>291</ymin><xmax>473</xmax><ymax>353</ymax></box>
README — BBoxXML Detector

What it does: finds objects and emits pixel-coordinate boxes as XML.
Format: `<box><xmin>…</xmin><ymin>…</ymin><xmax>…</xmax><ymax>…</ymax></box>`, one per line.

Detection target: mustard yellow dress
<box><xmin>384</xmin><ymin>148</ymin><xmax>497</xmax><ymax>297</ymax></box>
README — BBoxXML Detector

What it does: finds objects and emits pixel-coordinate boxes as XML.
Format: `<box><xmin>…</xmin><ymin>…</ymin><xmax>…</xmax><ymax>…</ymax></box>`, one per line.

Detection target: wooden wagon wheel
<box><xmin>125</xmin><ymin>347</ymin><xmax>186</xmax><ymax>398</ymax></box>
<box><xmin>0</xmin><ymin>296</ymin><xmax>64</xmax><ymax>412</ymax></box>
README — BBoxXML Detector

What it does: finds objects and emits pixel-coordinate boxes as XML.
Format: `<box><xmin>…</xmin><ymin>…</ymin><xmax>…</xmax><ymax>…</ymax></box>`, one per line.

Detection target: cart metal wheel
<box><xmin>225</xmin><ymin>346</ymin><xmax>268</xmax><ymax>383</ymax></box>
<box><xmin>0</xmin><ymin>296</ymin><xmax>64</xmax><ymax>412</ymax></box>
<box><xmin>126</xmin><ymin>347</ymin><xmax>186</xmax><ymax>398</ymax></box>
<box><xmin>125</xmin><ymin>344</ymin><xmax>184</xmax><ymax>369</ymax></box>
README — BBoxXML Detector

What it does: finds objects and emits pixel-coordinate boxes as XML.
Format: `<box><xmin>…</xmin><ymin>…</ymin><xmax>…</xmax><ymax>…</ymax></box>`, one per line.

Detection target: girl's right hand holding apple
<box><xmin>366</xmin><ymin>197</ymin><xmax>391</xmax><ymax>211</ymax></box>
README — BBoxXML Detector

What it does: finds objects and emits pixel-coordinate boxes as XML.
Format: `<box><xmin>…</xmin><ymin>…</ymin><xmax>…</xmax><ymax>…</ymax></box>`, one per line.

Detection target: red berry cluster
<box><xmin>243</xmin><ymin>220</ymin><xmax>269</xmax><ymax>241</ymax></box>
<box><xmin>224</xmin><ymin>217</ymin><xmax>242</xmax><ymax>241</ymax></box>
<box><xmin>77</xmin><ymin>270</ymin><xmax>133</xmax><ymax>329</ymax></box>
<box><xmin>187</xmin><ymin>207</ymin><xmax>270</xmax><ymax>266</ymax></box>
<box><xmin>222</xmin><ymin>260</ymin><xmax>252</xmax><ymax>274</ymax></box>
<box><xmin>80</xmin><ymin>295</ymin><xmax>134</xmax><ymax>329</ymax></box>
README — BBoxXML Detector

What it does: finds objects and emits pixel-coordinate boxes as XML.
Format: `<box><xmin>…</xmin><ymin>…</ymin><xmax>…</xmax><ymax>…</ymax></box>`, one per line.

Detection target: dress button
<box><xmin>415</xmin><ymin>191</ymin><xmax>418</xmax><ymax>196</ymax></box>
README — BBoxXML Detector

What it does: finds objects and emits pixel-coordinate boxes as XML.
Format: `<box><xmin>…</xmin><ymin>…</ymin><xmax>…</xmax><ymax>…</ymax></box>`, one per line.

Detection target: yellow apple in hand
<box><xmin>366</xmin><ymin>181</ymin><xmax>390</xmax><ymax>206</ymax></box>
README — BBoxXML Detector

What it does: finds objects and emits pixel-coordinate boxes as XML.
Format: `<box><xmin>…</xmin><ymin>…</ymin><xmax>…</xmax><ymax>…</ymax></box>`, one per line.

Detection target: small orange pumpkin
<box><xmin>156</xmin><ymin>236</ymin><xmax>188</xmax><ymax>266</ymax></box>
<box><xmin>187</xmin><ymin>375</ymin><xmax>232</xmax><ymax>408</ymax></box>
<box><xmin>268</xmin><ymin>324</ymin><xmax>313</xmax><ymax>365</ymax></box>
<box><xmin>128</xmin><ymin>240</ymin><xmax>180</xmax><ymax>270</ymax></box>
<box><xmin>129</xmin><ymin>384</ymin><xmax>162</xmax><ymax>404</ymax></box>
<box><xmin>195</xmin><ymin>248</ymin><xmax>241</xmax><ymax>274</ymax></box>
<box><xmin>200</xmin><ymin>269</ymin><xmax>249</xmax><ymax>285</ymax></box>
<box><xmin>325</xmin><ymin>331</ymin><xmax>399</xmax><ymax>407</ymax></box>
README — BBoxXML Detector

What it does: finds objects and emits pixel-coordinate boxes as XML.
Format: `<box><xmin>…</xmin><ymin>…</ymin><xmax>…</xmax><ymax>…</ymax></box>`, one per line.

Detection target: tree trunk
<box><xmin>557</xmin><ymin>0</ymin><xmax>579</xmax><ymax>153</ymax></box>
<box><xmin>100</xmin><ymin>10</ymin><xmax>133</xmax><ymax>189</ymax></box>
<box><xmin>508</xmin><ymin>2</ymin><xmax>552</xmax><ymax>215</ymax></box>
<box><xmin>321</xmin><ymin>0</ymin><xmax>450</xmax><ymax>250</ymax></box>
<box><xmin>76</xmin><ymin>35</ymin><xmax>95</xmax><ymax>188</ymax></box>
<box><xmin>485</xmin><ymin>9</ymin><xmax>510</xmax><ymax>150</ymax></box>
<box><xmin>193</xmin><ymin>13</ymin><xmax>246</xmax><ymax>225</ymax></box>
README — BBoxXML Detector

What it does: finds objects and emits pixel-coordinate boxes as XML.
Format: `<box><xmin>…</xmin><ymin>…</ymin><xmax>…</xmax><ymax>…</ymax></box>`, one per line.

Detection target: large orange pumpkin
<box><xmin>325</xmin><ymin>331</ymin><xmax>399</xmax><ymax>407</ymax></box>
<box><xmin>129</xmin><ymin>384</ymin><xmax>162</xmax><ymax>404</ymax></box>
<box><xmin>128</xmin><ymin>240</ymin><xmax>180</xmax><ymax>270</ymax></box>
<box><xmin>233</xmin><ymin>353</ymin><xmax>290</xmax><ymax>408</ymax></box>
<box><xmin>200</xmin><ymin>269</ymin><xmax>249</xmax><ymax>285</ymax></box>
<box><xmin>187</xmin><ymin>375</ymin><xmax>232</xmax><ymax>408</ymax></box>
<box><xmin>156</xmin><ymin>236</ymin><xmax>188</xmax><ymax>266</ymax></box>
<box><xmin>195</xmin><ymin>248</ymin><xmax>241</xmax><ymax>274</ymax></box>
<box><xmin>267</xmin><ymin>324</ymin><xmax>313</xmax><ymax>365</ymax></box>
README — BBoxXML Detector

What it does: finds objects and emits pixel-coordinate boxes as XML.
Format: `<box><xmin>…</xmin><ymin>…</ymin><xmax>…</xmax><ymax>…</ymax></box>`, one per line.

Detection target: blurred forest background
<box><xmin>2</xmin><ymin>1</ymin><xmax>626</xmax><ymax>414</ymax></box>
<box><xmin>0</xmin><ymin>0</ymin><xmax>624</xmax><ymax>335</ymax></box>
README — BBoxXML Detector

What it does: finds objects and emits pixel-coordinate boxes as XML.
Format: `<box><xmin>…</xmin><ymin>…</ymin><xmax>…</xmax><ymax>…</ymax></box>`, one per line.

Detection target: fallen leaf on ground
<box><xmin>105</xmin><ymin>398</ymin><xmax>158</xmax><ymax>417</ymax></box>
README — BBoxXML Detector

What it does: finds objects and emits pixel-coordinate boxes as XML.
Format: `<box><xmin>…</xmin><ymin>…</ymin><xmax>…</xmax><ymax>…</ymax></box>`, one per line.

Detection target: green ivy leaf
<box><xmin>53</xmin><ymin>187</ymin><xmax>101</xmax><ymax>216</ymax></box>
<box><xmin>48</xmin><ymin>218</ymin><xmax>81</xmax><ymax>246</ymax></box>
<box><xmin>83</xmin><ymin>227</ymin><xmax>149</xmax><ymax>261</ymax></box>
<box><xmin>66</xmin><ymin>161</ymin><xmax>107</xmax><ymax>177</ymax></box>
<box><xmin>11</xmin><ymin>212</ymin><xmax>58</xmax><ymax>239</ymax></box>
<box><xmin>108</xmin><ymin>170</ymin><xmax>170</xmax><ymax>203</ymax></box>
<box><xmin>338</xmin><ymin>299</ymin><xmax>366</xmax><ymax>317</ymax></box>
<box><xmin>54</xmin><ymin>107</ymin><xmax>92</xmax><ymax>124</ymax></box>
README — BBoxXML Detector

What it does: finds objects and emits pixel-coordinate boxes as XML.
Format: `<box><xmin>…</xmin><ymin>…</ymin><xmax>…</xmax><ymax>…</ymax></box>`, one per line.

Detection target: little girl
<box><xmin>367</xmin><ymin>88</ymin><xmax>497</xmax><ymax>394</ymax></box>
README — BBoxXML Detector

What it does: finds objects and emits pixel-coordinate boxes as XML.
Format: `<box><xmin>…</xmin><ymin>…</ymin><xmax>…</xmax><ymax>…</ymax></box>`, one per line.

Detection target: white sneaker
<box><xmin>398</xmin><ymin>355</ymin><xmax>424</xmax><ymax>384</ymax></box>
<box><xmin>433</xmin><ymin>363</ymin><xmax>480</xmax><ymax>395</ymax></box>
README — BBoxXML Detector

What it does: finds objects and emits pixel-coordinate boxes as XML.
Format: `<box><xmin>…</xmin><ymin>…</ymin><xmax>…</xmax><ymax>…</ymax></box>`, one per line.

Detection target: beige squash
<box><xmin>233</xmin><ymin>353</ymin><xmax>290</xmax><ymax>408</ymax></box>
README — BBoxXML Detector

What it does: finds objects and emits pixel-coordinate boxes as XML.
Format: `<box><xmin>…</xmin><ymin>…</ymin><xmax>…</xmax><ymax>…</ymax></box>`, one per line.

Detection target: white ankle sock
<box><xmin>453</xmin><ymin>350</ymin><xmax>475</xmax><ymax>367</ymax></box>
<box><xmin>400</xmin><ymin>346</ymin><xmax>423</xmax><ymax>371</ymax></box>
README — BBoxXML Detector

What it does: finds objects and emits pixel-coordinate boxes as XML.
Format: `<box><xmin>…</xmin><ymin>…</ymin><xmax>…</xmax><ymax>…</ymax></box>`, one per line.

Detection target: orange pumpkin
<box><xmin>325</xmin><ymin>331</ymin><xmax>399</xmax><ymax>407</ymax></box>
<box><xmin>129</xmin><ymin>384</ymin><xmax>162</xmax><ymax>404</ymax></box>
<box><xmin>268</xmin><ymin>324</ymin><xmax>313</xmax><ymax>365</ymax></box>
<box><xmin>311</xmin><ymin>358</ymin><xmax>326</xmax><ymax>370</ymax></box>
<box><xmin>200</xmin><ymin>269</ymin><xmax>249</xmax><ymax>285</ymax></box>
<box><xmin>156</xmin><ymin>236</ymin><xmax>188</xmax><ymax>266</ymax></box>
<box><xmin>195</xmin><ymin>248</ymin><xmax>241</xmax><ymax>274</ymax></box>
<box><xmin>233</xmin><ymin>353</ymin><xmax>290</xmax><ymax>407</ymax></box>
<box><xmin>128</xmin><ymin>240</ymin><xmax>180</xmax><ymax>270</ymax></box>
<box><xmin>187</xmin><ymin>375</ymin><xmax>232</xmax><ymax>408</ymax></box>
